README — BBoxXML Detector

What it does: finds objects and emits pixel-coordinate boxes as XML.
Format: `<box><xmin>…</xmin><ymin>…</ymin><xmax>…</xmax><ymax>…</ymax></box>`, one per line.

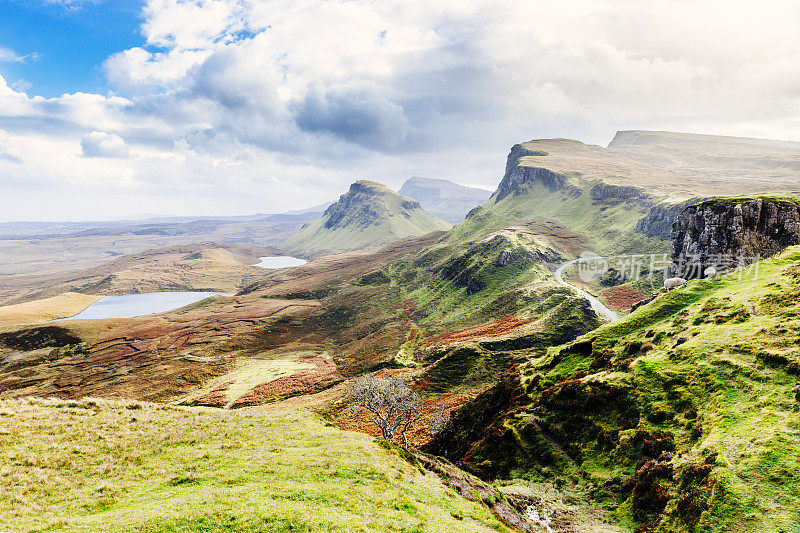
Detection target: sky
<box><xmin>0</xmin><ymin>0</ymin><xmax>799</xmax><ymax>221</ymax></box>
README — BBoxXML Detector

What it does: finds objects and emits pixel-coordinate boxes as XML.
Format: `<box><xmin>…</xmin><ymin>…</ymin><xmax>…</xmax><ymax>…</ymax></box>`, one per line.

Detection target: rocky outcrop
<box><xmin>670</xmin><ymin>197</ymin><xmax>800</xmax><ymax>277</ymax></box>
<box><xmin>495</xmin><ymin>166</ymin><xmax>572</xmax><ymax>202</ymax></box>
<box><xmin>590</xmin><ymin>183</ymin><xmax>649</xmax><ymax>203</ymax></box>
<box><xmin>503</xmin><ymin>144</ymin><xmax>548</xmax><ymax>177</ymax></box>
<box><xmin>323</xmin><ymin>181</ymin><xmax>392</xmax><ymax>229</ymax></box>
<box><xmin>283</xmin><ymin>180</ymin><xmax>451</xmax><ymax>254</ymax></box>
<box><xmin>494</xmin><ymin>145</ymin><xmax>576</xmax><ymax>202</ymax></box>
<box><xmin>636</xmin><ymin>199</ymin><xmax>701</xmax><ymax>240</ymax></box>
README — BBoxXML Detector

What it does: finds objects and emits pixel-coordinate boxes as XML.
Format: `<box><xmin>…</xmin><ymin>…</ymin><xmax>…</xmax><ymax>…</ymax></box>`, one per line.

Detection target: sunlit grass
<box><xmin>0</xmin><ymin>399</ymin><xmax>508</xmax><ymax>532</ymax></box>
<box><xmin>530</xmin><ymin>246</ymin><xmax>800</xmax><ymax>531</ymax></box>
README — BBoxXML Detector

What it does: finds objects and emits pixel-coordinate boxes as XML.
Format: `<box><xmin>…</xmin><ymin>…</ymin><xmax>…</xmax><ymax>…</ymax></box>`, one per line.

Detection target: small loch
<box><xmin>255</xmin><ymin>256</ymin><xmax>308</xmax><ymax>269</ymax></box>
<box><xmin>56</xmin><ymin>291</ymin><xmax>226</xmax><ymax>321</ymax></box>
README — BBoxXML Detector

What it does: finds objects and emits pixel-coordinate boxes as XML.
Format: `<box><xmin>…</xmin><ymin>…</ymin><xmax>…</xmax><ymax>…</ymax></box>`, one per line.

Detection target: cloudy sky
<box><xmin>0</xmin><ymin>0</ymin><xmax>799</xmax><ymax>221</ymax></box>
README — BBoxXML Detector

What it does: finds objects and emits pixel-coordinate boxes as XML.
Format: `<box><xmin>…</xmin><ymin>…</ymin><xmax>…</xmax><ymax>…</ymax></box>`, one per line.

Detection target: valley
<box><xmin>2</xmin><ymin>131</ymin><xmax>800</xmax><ymax>532</ymax></box>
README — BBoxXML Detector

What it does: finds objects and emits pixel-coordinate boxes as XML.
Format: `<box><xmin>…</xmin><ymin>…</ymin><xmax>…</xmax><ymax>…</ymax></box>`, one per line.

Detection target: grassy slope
<box><xmin>561</xmin><ymin>246</ymin><xmax>800</xmax><ymax>531</ymax></box>
<box><xmin>388</xmin><ymin>230</ymin><xmax>557</xmax><ymax>329</ymax></box>
<box><xmin>447</xmin><ymin>177</ymin><xmax>666</xmax><ymax>256</ymax></box>
<box><xmin>283</xmin><ymin>181</ymin><xmax>451</xmax><ymax>255</ymax></box>
<box><xmin>0</xmin><ymin>399</ymin><xmax>508</xmax><ymax>533</ymax></box>
<box><xmin>379</xmin><ymin>170</ymin><xmax>667</xmax><ymax>340</ymax></box>
<box><xmin>436</xmin><ymin>246</ymin><xmax>800</xmax><ymax>531</ymax></box>
<box><xmin>0</xmin><ymin>292</ymin><xmax>100</xmax><ymax>327</ymax></box>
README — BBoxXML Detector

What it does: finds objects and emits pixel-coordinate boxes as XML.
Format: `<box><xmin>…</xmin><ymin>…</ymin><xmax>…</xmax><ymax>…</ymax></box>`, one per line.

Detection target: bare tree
<box><xmin>346</xmin><ymin>375</ymin><xmax>424</xmax><ymax>449</ymax></box>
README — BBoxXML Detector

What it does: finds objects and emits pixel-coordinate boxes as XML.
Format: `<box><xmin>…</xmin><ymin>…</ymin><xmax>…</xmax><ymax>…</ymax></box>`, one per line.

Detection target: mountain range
<box><xmin>2</xmin><ymin>130</ymin><xmax>800</xmax><ymax>532</ymax></box>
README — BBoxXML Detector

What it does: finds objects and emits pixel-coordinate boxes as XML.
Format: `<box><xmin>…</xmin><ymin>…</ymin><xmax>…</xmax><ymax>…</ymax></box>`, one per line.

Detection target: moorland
<box><xmin>2</xmin><ymin>132</ymin><xmax>800</xmax><ymax>532</ymax></box>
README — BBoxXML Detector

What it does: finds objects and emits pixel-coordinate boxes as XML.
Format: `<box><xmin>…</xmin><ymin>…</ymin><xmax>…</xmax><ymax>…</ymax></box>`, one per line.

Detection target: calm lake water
<box><xmin>57</xmin><ymin>292</ymin><xmax>226</xmax><ymax>321</ymax></box>
<box><xmin>0</xmin><ymin>240</ymin><xmax>30</xmax><ymax>243</ymax></box>
<box><xmin>255</xmin><ymin>256</ymin><xmax>308</xmax><ymax>269</ymax></box>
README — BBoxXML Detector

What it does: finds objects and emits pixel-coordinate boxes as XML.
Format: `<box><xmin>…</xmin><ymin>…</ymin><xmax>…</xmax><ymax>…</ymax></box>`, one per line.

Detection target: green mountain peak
<box><xmin>283</xmin><ymin>179</ymin><xmax>452</xmax><ymax>255</ymax></box>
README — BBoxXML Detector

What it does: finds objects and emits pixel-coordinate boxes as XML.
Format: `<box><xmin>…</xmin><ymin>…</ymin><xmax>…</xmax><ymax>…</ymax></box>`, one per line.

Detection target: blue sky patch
<box><xmin>0</xmin><ymin>0</ymin><xmax>144</xmax><ymax>97</ymax></box>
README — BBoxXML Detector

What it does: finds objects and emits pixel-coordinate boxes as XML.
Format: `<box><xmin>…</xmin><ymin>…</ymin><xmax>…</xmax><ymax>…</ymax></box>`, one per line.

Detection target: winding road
<box><xmin>554</xmin><ymin>258</ymin><xmax>618</xmax><ymax>322</ymax></box>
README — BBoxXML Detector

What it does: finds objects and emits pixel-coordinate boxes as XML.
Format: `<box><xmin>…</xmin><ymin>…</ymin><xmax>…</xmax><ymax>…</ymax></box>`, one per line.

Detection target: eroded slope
<box><xmin>427</xmin><ymin>247</ymin><xmax>800</xmax><ymax>532</ymax></box>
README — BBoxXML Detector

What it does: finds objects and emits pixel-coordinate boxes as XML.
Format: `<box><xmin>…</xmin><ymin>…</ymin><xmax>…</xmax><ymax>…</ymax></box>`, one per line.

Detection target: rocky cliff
<box><xmin>671</xmin><ymin>197</ymin><xmax>800</xmax><ymax>276</ymax></box>
<box><xmin>283</xmin><ymin>180</ymin><xmax>451</xmax><ymax>255</ymax></box>
<box><xmin>493</xmin><ymin>144</ymin><xmax>575</xmax><ymax>202</ymax></box>
<box><xmin>486</xmin><ymin>144</ymin><xmax>693</xmax><ymax>249</ymax></box>
<box><xmin>635</xmin><ymin>199</ymin><xmax>701</xmax><ymax>240</ymax></box>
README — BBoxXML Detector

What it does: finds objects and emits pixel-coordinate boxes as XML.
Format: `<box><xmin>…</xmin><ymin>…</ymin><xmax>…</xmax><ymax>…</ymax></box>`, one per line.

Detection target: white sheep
<box><xmin>664</xmin><ymin>277</ymin><xmax>687</xmax><ymax>291</ymax></box>
<box><xmin>704</xmin><ymin>266</ymin><xmax>718</xmax><ymax>279</ymax></box>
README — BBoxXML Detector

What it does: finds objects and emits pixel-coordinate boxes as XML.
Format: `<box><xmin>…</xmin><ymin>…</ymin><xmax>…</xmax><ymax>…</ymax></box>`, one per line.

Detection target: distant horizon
<box><xmin>0</xmin><ymin>175</ymin><xmax>495</xmax><ymax>224</ymax></box>
<box><xmin>2</xmin><ymin>126</ymin><xmax>800</xmax><ymax>224</ymax></box>
<box><xmin>1</xmin><ymin>0</ymin><xmax>799</xmax><ymax>220</ymax></box>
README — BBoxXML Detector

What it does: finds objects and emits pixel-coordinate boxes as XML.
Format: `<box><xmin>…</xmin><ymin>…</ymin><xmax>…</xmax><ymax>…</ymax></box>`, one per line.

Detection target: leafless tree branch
<box><xmin>345</xmin><ymin>375</ymin><xmax>423</xmax><ymax>449</ymax></box>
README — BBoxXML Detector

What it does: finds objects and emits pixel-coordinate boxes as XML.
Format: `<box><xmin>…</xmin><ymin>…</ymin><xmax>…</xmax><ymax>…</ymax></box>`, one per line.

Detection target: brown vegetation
<box><xmin>230</xmin><ymin>354</ymin><xmax>342</xmax><ymax>407</ymax></box>
<box><xmin>600</xmin><ymin>285</ymin><xmax>650</xmax><ymax>309</ymax></box>
<box><xmin>422</xmin><ymin>315</ymin><xmax>531</xmax><ymax>345</ymax></box>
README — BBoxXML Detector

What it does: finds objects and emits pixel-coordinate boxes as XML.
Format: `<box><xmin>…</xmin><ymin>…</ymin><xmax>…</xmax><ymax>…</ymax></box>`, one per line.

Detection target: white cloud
<box><xmin>42</xmin><ymin>0</ymin><xmax>102</xmax><ymax>11</ymax></box>
<box><xmin>0</xmin><ymin>0</ymin><xmax>800</xmax><ymax>220</ymax></box>
<box><xmin>9</xmin><ymin>79</ymin><xmax>32</xmax><ymax>93</ymax></box>
<box><xmin>0</xmin><ymin>47</ymin><xmax>38</xmax><ymax>63</ymax></box>
<box><xmin>0</xmin><ymin>47</ymin><xmax>22</xmax><ymax>63</ymax></box>
<box><xmin>81</xmin><ymin>131</ymin><xmax>131</xmax><ymax>158</ymax></box>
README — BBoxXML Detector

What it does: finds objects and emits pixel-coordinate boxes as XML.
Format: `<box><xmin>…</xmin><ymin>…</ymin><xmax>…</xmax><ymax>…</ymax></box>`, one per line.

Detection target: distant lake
<box><xmin>0</xmin><ymin>240</ymin><xmax>29</xmax><ymax>244</ymax></box>
<box><xmin>255</xmin><ymin>256</ymin><xmax>308</xmax><ymax>269</ymax></box>
<box><xmin>57</xmin><ymin>292</ymin><xmax>226</xmax><ymax>321</ymax></box>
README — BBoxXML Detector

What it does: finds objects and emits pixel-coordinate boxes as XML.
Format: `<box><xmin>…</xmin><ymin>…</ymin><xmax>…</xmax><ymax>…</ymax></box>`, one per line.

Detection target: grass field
<box><xmin>0</xmin><ymin>398</ymin><xmax>508</xmax><ymax>533</ymax></box>
<box><xmin>0</xmin><ymin>293</ymin><xmax>100</xmax><ymax>328</ymax></box>
<box><xmin>428</xmin><ymin>246</ymin><xmax>800</xmax><ymax>531</ymax></box>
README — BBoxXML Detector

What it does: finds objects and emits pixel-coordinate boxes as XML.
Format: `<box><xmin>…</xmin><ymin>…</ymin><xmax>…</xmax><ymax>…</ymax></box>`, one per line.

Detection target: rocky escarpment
<box><xmin>590</xmin><ymin>183</ymin><xmax>649</xmax><ymax>203</ymax></box>
<box><xmin>635</xmin><ymin>199</ymin><xmax>701</xmax><ymax>240</ymax></box>
<box><xmin>494</xmin><ymin>145</ymin><xmax>576</xmax><ymax>202</ymax></box>
<box><xmin>671</xmin><ymin>197</ymin><xmax>800</xmax><ymax>276</ymax></box>
<box><xmin>323</xmin><ymin>181</ymin><xmax>421</xmax><ymax>230</ymax></box>
<box><xmin>503</xmin><ymin>144</ymin><xmax>548</xmax><ymax>176</ymax></box>
<box><xmin>491</xmin><ymin>145</ymin><xmax>693</xmax><ymax>245</ymax></box>
<box><xmin>283</xmin><ymin>180</ymin><xmax>451</xmax><ymax>254</ymax></box>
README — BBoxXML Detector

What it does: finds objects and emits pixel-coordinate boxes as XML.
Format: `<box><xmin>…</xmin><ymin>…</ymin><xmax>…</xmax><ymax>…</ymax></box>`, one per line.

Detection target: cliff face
<box><xmin>635</xmin><ymin>199</ymin><xmax>700</xmax><ymax>240</ymax></box>
<box><xmin>590</xmin><ymin>183</ymin><xmax>650</xmax><ymax>203</ymax></box>
<box><xmin>283</xmin><ymin>180</ymin><xmax>451</xmax><ymax>254</ymax></box>
<box><xmin>494</xmin><ymin>144</ymin><xmax>577</xmax><ymax>202</ymax></box>
<box><xmin>671</xmin><ymin>197</ymin><xmax>800</xmax><ymax>276</ymax></box>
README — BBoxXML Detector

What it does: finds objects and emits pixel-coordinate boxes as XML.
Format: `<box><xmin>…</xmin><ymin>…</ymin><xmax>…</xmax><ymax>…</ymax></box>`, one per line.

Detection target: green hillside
<box><xmin>448</xmin><ymin>174</ymin><xmax>669</xmax><ymax>256</ymax></box>
<box><xmin>283</xmin><ymin>180</ymin><xmax>452</xmax><ymax>255</ymax></box>
<box><xmin>427</xmin><ymin>246</ymin><xmax>800</xmax><ymax>532</ymax></box>
<box><xmin>0</xmin><ymin>398</ymin><xmax>508</xmax><ymax>533</ymax></box>
<box><xmin>379</xmin><ymin>148</ymin><xmax>674</xmax><ymax>335</ymax></box>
